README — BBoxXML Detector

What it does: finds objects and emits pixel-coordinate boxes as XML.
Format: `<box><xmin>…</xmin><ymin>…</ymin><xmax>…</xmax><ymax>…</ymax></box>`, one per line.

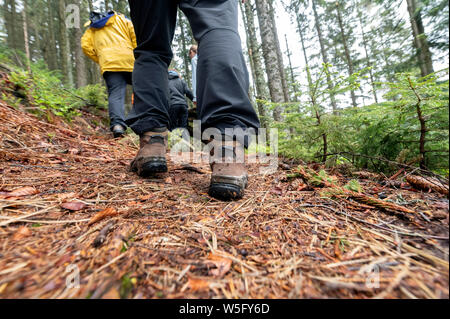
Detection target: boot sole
<box><xmin>139</xmin><ymin>161</ymin><xmax>168</xmax><ymax>177</ymax></box>
<box><xmin>209</xmin><ymin>183</ymin><xmax>244</xmax><ymax>201</ymax></box>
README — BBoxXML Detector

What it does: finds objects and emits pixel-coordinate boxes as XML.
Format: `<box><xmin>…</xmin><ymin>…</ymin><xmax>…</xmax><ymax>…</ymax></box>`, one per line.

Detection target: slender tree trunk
<box><xmin>74</xmin><ymin>0</ymin><xmax>87</xmax><ymax>88</ymax></box>
<box><xmin>284</xmin><ymin>34</ymin><xmax>298</xmax><ymax>102</ymax></box>
<box><xmin>312</xmin><ymin>0</ymin><xmax>338</xmax><ymax>113</ymax></box>
<box><xmin>58</xmin><ymin>0</ymin><xmax>73</xmax><ymax>86</ymax></box>
<box><xmin>85</xmin><ymin>0</ymin><xmax>102</xmax><ymax>84</ymax></box>
<box><xmin>356</xmin><ymin>5</ymin><xmax>378</xmax><ymax>103</ymax></box>
<box><xmin>268</xmin><ymin>0</ymin><xmax>290</xmax><ymax>103</ymax></box>
<box><xmin>178</xmin><ymin>10</ymin><xmax>192</xmax><ymax>88</ymax></box>
<box><xmin>104</xmin><ymin>0</ymin><xmax>110</xmax><ymax>11</ymax></box>
<box><xmin>335</xmin><ymin>1</ymin><xmax>357</xmax><ymax>108</ymax></box>
<box><xmin>314</xmin><ymin>107</ymin><xmax>328</xmax><ymax>163</ymax></box>
<box><xmin>255</xmin><ymin>0</ymin><xmax>284</xmax><ymax>121</ymax></box>
<box><xmin>117</xmin><ymin>0</ymin><xmax>129</xmax><ymax>15</ymax></box>
<box><xmin>2</xmin><ymin>1</ymin><xmax>13</xmax><ymax>49</ymax></box>
<box><xmin>47</xmin><ymin>0</ymin><xmax>58</xmax><ymax>70</ymax></box>
<box><xmin>4</xmin><ymin>0</ymin><xmax>22</xmax><ymax>51</ymax></box>
<box><xmin>10</xmin><ymin>0</ymin><xmax>18</xmax><ymax>50</ymax></box>
<box><xmin>406</xmin><ymin>0</ymin><xmax>434</xmax><ymax>77</ymax></box>
<box><xmin>29</xmin><ymin>2</ymin><xmax>42</xmax><ymax>62</ymax></box>
<box><xmin>296</xmin><ymin>11</ymin><xmax>313</xmax><ymax>90</ymax></box>
<box><xmin>239</xmin><ymin>1</ymin><xmax>257</xmax><ymax>97</ymax></box>
<box><xmin>22</xmin><ymin>0</ymin><xmax>31</xmax><ymax>74</ymax></box>
<box><xmin>243</xmin><ymin>0</ymin><xmax>269</xmax><ymax>131</ymax></box>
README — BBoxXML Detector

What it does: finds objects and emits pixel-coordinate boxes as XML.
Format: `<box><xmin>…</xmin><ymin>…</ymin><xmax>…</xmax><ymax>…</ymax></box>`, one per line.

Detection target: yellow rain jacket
<box><xmin>81</xmin><ymin>13</ymin><xmax>137</xmax><ymax>74</ymax></box>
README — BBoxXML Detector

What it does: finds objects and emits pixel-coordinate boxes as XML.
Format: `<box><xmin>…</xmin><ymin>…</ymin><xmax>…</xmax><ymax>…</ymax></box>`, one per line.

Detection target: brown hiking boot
<box><xmin>130</xmin><ymin>129</ymin><xmax>168</xmax><ymax>177</ymax></box>
<box><xmin>208</xmin><ymin>140</ymin><xmax>248</xmax><ymax>201</ymax></box>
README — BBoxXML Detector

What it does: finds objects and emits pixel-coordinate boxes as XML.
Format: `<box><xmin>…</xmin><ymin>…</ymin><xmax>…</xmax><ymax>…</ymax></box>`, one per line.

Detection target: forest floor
<box><xmin>0</xmin><ymin>97</ymin><xmax>449</xmax><ymax>299</ymax></box>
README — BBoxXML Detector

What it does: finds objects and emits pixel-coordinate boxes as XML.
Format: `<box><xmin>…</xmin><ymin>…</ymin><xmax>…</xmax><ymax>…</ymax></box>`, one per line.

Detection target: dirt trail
<box><xmin>0</xmin><ymin>100</ymin><xmax>448</xmax><ymax>299</ymax></box>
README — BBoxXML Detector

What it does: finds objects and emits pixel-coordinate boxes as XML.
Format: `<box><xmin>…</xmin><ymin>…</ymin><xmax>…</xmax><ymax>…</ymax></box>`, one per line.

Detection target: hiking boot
<box><xmin>130</xmin><ymin>129</ymin><xmax>168</xmax><ymax>177</ymax></box>
<box><xmin>208</xmin><ymin>140</ymin><xmax>248</xmax><ymax>201</ymax></box>
<box><xmin>112</xmin><ymin>124</ymin><xmax>126</xmax><ymax>138</ymax></box>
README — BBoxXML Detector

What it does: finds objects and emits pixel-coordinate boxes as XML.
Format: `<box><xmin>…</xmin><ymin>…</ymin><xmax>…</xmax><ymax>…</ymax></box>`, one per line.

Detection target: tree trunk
<box><xmin>268</xmin><ymin>0</ymin><xmax>290</xmax><ymax>103</ymax></box>
<box><xmin>22</xmin><ymin>0</ymin><xmax>31</xmax><ymax>74</ymax></box>
<box><xmin>335</xmin><ymin>1</ymin><xmax>357</xmax><ymax>108</ymax></box>
<box><xmin>296</xmin><ymin>11</ymin><xmax>312</xmax><ymax>86</ymax></box>
<box><xmin>239</xmin><ymin>1</ymin><xmax>257</xmax><ymax>97</ymax></box>
<box><xmin>242</xmin><ymin>0</ymin><xmax>269</xmax><ymax>131</ymax></box>
<box><xmin>285</xmin><ymin>34</ymin><xmax>298</xmax><ymax>102</ymax></box>
<box><xmin>255</xmin><ymin>0</ymin><xmax>284</xmax><ymax>121</ymax></box>
<box><xmin>178</xmin><ymin>10</ymin><xmax>192</xmax><ymax>88</ymax></box>
<box><xmin>58</xmin><ymin>0</ymin><xmax>74</xmax><ymax>86</ymax></box>
<box><xmin>311</xmin><ymin>0</ymin><xmax>338</xmax><ymax>113</ymax></box>
<box><xmin>406</xmin><ymin>0</ymin><xmax>434</xmax><ymax>77</ymax></box>
<box><xmin>74</xmin><ymin>0</ymin><xmax>88</xmax><ymax>88</ymax></box>
<box><xmin>356</xmin><ymin>4</ymin><xmax>378</xmax><ymax>103</ymax></box>
<box><xmin>46</xmin><ymin>0</ymin><xmax>58</xmax><ymax>70</ymax></box>
<box><xmin>104</xmin><ymin>0</ymin><xmax>110</xmax><ymax>11</ymax></box>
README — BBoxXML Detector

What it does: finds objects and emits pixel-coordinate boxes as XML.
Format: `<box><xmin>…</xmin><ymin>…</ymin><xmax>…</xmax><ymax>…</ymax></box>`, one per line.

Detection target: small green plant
<box><xmin>344</xmin><ymin>180</ymin><xmax>363</xmax><ymax>193</ymax></box>
<box><xmin>1</xmin><ymin>45</ymin><xmax>108</xmax><ymax>121</ymax></box>
<box><xmin>119</xmin><ymin>274</ymin><xmax>134</xmax><ymax>299</ymax></box>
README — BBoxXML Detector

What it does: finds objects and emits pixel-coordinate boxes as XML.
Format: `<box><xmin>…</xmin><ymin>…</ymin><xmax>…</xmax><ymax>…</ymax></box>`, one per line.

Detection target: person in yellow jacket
<box><xmin>81</xmin><ymin>11</ymin><xmax>137</xmax><ymax>138</ymax></box>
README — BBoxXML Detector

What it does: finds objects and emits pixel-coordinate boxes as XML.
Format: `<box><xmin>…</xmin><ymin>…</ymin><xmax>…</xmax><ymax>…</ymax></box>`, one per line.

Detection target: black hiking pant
<box><xmin>103</xmin><ymin>71</ymin><xmax>132</xmax><ymax>131</ymax></box>
<box><xmin>126</xmin><ymin>0</ymin><xmax>260</xmax><ymax>146</ymax></box>
<box><xmin>170</xmin><ymin>104</ymin><xmax>189</xmax><ymax>130</ymax></box>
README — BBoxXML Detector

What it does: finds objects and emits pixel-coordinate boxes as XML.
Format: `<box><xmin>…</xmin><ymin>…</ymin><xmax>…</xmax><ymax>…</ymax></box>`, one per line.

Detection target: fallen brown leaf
<box><xmin>187</xmin><ymin>277</ymin><xmax>210</xmax><ymax>292</ymax></box>
<box><xmin>57</xmin><ymin>192</ymin><xmax>77</xmax><ymax>201</ymax></box>
<box><xmin>206</xmin><ymin>253</ymin><xmax>232</xmax><ymax>278</ymax></box>
<box><xmin>13</xmin><ymin>226</ymin><xmax>31</xmax><ymax>240</ymax></box>
<box><xmin>61</xmin><ymin>201</ymin><xmax>87</xmax><ymax>211</ymax></box>
<box><xmin>88</xmin><ymin>207</ymin><xmax>119</xmax><ymax>226</ymax></box>
<box><xmin>0</xmin><ymin>186</ymin><xmax>39</xmax><ymax>199</ymax></box>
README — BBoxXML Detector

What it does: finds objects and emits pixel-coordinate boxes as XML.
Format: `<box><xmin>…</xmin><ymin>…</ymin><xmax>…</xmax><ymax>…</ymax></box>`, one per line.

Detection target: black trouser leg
<box><xmin>170</xmin><ymin>104</ymin><xmax>189</xmax><ymax>130</ymax></box>
<box><xmin>127</xmin><ymin>0</ymin><xmax>260</xmax><ymax>143</ymax></box>
<box><xmin>179</xmin><ymin>0</ymin><xmax>260</xmax><ymax>146</ymax></box>
<box><xmin>103</xmin><ymin>72</ymin><xmax>130</xmax><ymax>131</ymax></box>
<box><xmin>180</xmin><ymin>105</ymin><xmax>189</xmax><ymax>129</ymax></box>
<box><xmin>126</xmin><ymin>0</ymin><xmax>178</xmax><ymax>135</ymax></box>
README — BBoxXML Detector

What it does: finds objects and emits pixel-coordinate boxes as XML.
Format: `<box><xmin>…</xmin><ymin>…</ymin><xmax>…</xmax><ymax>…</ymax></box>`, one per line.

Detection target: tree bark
<box><xmin>255</xmin><ymin>0</ymin><xmax>284</xmax><ymax>121</ymax></box>
<box><xmin>335</xmin><ymin>1</ymin><xmax>357</xmax><ymax>108</ymax></box>
<box><xmin>22</xmin><ymin>0</ymin><xmax>31</xmax><ymax>74</ymax></box>
<box><xmin>268</xmin><ymin>0</ymin><xmax>290</xmax><ymax>103</ymax></box>
<box><xmin>178</xmin><ymin>10</ymin><xmax>192</xmax><ymax>88</ymax></box>
<box><xmin>58</xmin><ymin>0</ymin><xmax>74</xmax><ymax>86</ymax></box>
<box><xmin>104</xmin><ymin>0</ymin><xmax>110</xmax><ymax>11</ymax></box>
<box><xmin>46</xmin><ymin>0</ymin><xmax>58</xmax><ymax>70</ymax></box>
<box><xmin>311</xmin><ymin>0</ymin><xmax>338</xmax><ymax>113</ymax></box>
<box><xmin>406</xmin><ymin>0</ymin><xmax>434</xmax><ymax>77</ymax></box>
<box><xmin>356</xmin><ymin>4</ymin><xmax>378</xmax><ymax>103</ymax></box>
<box><xmin>74</xmin><ymin>0</ymin><xmax>88</xmax><ymax>88</ymax></box>
<box><xmin>242</xmin><ymin>0</ymin><xmax>269</xmax><ymax>131</ymax></box>
<box><xmin>285</xmin><ymin>34</ymin><xmax>298</xmax><ymax>102</ymax></box>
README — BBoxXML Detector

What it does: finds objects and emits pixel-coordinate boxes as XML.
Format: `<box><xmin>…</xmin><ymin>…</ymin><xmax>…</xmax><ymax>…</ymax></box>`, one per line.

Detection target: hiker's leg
<box><xmin>179</xmin><ymin>0</ymin><xmax>260</xmax><ymax>147</ymax></box>
<box><xmin>103</xmin><ymin>72</ymin><xmax>127</xmax><ymax>131</ymax></box>
<box><xmin>180</xmin><ymin>105</ymin><xmax>189</xmax><ymax>129</ymax></box>
<box><xmin>172</xmin><ymin>104</ymin><xmax>188</xmax><ymax>129</ymax></box>
<box><xmin>126</xmin><ymin>0</ymin><xmax>178</xmax><ymax>135</ymax></box>
<box><xmin>168</xmin><ymin>105</ymin><xmax>177</xmax><ymax>131</ymax></box>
